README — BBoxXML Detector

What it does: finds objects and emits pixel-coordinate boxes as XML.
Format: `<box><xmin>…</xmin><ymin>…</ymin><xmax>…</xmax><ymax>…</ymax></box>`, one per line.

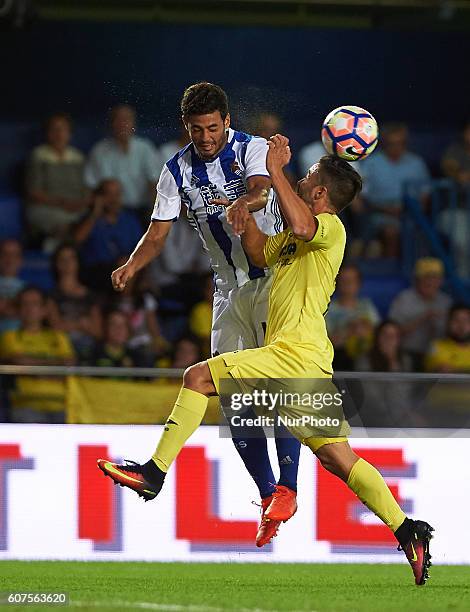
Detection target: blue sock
<box><xmin>274</xmin><ymin>421</ymin><xmax>300</xmax><ymax>492</ymax></box>
<box><xmin>229</xmin><ymin>407</ymin><xmax>276</xmax><ymax>499</ymax></box>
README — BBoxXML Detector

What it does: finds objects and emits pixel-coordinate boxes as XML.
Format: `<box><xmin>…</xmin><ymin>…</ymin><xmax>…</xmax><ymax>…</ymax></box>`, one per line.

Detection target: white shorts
<box><xmin>211</xmin><ymin>275</ymin><xmax>273</xmax><ymax>356</ymax></box>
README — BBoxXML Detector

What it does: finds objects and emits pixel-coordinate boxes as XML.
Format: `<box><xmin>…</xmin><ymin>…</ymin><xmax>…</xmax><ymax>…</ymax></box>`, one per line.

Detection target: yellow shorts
<box><xmin>207</xmin><ymin>342</ymin><xmax>349</xmax><ymax>446</ymax></box>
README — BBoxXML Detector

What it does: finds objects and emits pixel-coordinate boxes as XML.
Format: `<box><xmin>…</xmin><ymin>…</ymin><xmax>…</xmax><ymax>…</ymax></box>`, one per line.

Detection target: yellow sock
<box><xmin>152</xmin><ymin>387</ymin><xmax>208</xmax><ymax>472</ymax></box>
<box><xmin>347</xmin><ymin>458</ymin><xmax>406</xmax><ymax>532</ymax></box>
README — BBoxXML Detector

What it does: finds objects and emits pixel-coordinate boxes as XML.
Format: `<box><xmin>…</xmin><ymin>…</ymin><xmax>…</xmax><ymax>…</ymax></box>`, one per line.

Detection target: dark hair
<box><xmin>381</xmin><ymin>122</ymin><xmax>408</xmax><ymax>139</ymax></box>
<box><xmin>108</xmin><ymin>104</ymin><xmax>136</xmax><ymax>123</ymax></box>
<box><xmin>338</xmin><ymin>263</ymin><xmax>362</xmax><ymax>284</ymax></box>
<box><xmin>17</xmin><ymin>286</ymin><xmax>47</xmax><ymax>305</ymax></box>
<box><xmin>95</xmin><ymin>178</ymin><xmax>121</xmax><ymax>196</ymax></box>
<box><xmin>181</xmin><ymin>82</ymin><xmax>229</xmax><ymax>120</ymax></box>
<box><xmin>318</xmin><ymin>155</ymin><xmax>362</xmax><ymax>213</ymax></box>
<box><xmin>51</xmin><ymin>242</ymin><xmax>80</xmax><ymax>282</ymax></box>
<box><xmin>44</xmin><ymin>112</ymin><xmax>73</xmax><ymax>132</ymax></box>
<box><xmin>368</xmin><ymin>320</ymin><xmax>402</xmax><ymax>372</ymax></box>
<box><xmin>447</xmin><ymin>303</ymin><xmax>470</xmax><ymax>328</ymax></box>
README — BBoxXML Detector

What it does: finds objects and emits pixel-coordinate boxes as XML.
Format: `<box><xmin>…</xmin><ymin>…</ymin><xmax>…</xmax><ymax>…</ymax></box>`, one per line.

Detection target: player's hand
<box><xmin>111</xmin><ymin>262</ymin><xmax>135</xmax><ymax>292</ymax></box>
<box><xmin>226</xmin><ymin>200</ymin><xmax>250</xmax><ymax>236</ymax></box>
<box><xmin>211</xmin><ymin>197</ymin><xmax>249</xmax><ymax>236</ymax></box>
<box><xmin>267</xmin><ymin>134</ymin><xmax>292</xmax><ymax>174</ymax></box>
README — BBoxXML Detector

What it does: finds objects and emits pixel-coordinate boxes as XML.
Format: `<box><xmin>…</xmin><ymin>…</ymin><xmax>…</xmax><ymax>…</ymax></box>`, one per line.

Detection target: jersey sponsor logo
<box><xmin>200</xmin><ymin>183</ymin><xmax>225</xmax><ymax>215</ymax></box>
<box><xmin>224</xmin><ymin>179</ymin><xmax>247</xmax><ymax>202</ymax></box>
<box><xmin>230</xmin><ymin>161</ymin><xmax>243</xmax><ymax>176</ymax></box>
<box><xmin>280</xmin><ymin>243</ymin><xmax>297</xmax><ymax>257</ymax></box>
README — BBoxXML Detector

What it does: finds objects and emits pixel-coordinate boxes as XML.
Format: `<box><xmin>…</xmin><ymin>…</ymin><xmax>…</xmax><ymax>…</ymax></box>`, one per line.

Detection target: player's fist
<box><xmin>111</xmin><ymin>262</ymin><xmax>135</xmax><ymax>292</ymax></box>
<box><xmin>267</xmin><ymin>134</ymin><xmax>291</xmax><ymax>174</ymax></box>
<box><xmin>226</xmin><ymin>200</ymin><xmax>250</xmax><ymax>236</ymax></box>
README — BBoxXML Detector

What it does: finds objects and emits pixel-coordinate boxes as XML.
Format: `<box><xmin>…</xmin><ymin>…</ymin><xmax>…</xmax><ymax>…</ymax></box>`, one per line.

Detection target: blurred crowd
<box><xmin>1</xmin><ymin>105</ymin><xmax>470</xmax><ymax>423</ymax></box>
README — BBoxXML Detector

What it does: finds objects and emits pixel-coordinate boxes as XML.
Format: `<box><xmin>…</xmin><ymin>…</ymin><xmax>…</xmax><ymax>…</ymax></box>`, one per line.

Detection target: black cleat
<box><xmin>97</xmin><ymin>459</ymin><xmax>162</xmax><ymax>501</ymax></box>
<box><xmin>398</xmin><ymin>520</ymin><xmax>434</xmax><ymax>585</ymax></box>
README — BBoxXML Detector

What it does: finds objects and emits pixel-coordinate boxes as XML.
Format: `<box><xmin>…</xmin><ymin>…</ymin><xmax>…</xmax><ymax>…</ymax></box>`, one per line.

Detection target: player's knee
<box><xmin>183</xmin><ymin>362</ymin><xmax>210</xmax><ymax>393</ymax></box>
<box><xmin>316</xmin><ymin>442</ymin><xmax>358</xmax><ymax>481</ymax></box>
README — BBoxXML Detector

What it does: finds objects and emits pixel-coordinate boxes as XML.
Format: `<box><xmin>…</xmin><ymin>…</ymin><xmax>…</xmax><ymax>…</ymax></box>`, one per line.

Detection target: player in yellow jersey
<box><xmin>98</xmin><ymin>135</ymin><xmax>433</xmax><ymax>585</ymax></box>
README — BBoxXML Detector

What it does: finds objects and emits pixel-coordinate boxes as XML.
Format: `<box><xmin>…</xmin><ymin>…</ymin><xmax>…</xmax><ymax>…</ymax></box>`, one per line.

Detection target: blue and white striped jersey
<box><xmin>151</xmin><ymin>128</ymin><xmax>283</xmax><ymax>293</ymax></box>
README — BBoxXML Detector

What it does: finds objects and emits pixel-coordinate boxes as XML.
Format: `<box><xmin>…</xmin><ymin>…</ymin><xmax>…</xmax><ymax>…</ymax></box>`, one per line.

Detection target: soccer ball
<box><xmin>321</xmin><ymin>105</ymin><xmax>378</xmax><ymax>161</ymax></box>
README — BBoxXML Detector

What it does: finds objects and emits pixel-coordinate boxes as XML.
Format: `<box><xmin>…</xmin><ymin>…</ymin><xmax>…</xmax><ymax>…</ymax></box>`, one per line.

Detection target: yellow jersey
<box><xmin>425</xmin><ymin>338</ymin><xmax>470</xmax><ymax>373</ymax></box>
<box><xmin>263</xmin><ymin>212</ymin><xmax>346</xmax><ymax>373</ymax></box>
<box><xmin>0</xmin><ymin>328</ymin><xmax>74</xmax><ymax>412</ymax></box>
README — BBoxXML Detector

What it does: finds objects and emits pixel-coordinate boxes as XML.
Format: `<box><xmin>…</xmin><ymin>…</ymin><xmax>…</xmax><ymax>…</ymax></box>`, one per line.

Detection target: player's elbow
<box><xmin>292</xmin><ymin>221</ymin><xmax>316</xmax><ymax>241</ymax></box>
<box><xmin>247</xmin><ymin>251</ymin><xmax>266</xmax><ymax>268</ymax></box>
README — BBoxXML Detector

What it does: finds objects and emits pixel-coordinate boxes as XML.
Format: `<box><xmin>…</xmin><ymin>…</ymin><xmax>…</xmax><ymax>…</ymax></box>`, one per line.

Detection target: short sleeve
<box><xmin>151</xmin><ymin>164</ymin><xmax>182</xmax><ymax>222</ymax></box>
<box><xmin>264</xmin><ymin>229</ymin><xmax>289</xmax><ymax>267</ymax></box>
<box><xmin>244</xmin><ymin>137</ymin><xmax>269</xmax><ymax>179</ymax></box>
<box><xmin>305</xmin><ymin>213</ymin><xmax>339</xmax><ymax>251</ymax></box>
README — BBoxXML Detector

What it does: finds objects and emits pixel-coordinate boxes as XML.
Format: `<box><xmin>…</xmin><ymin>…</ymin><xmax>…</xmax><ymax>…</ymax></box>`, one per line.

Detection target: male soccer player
<box><xmin>99</xmin><ymin>135</ymin><xmax>434</xmax><ymax>585</ymax></box>
<box><xmin>109</xmin><ymin>82</ymin><xmax>300</xmax><ymax>546</ymax></box>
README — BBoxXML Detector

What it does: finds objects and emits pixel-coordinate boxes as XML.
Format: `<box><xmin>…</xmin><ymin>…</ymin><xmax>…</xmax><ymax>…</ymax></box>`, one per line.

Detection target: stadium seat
<box><xmin>361</xmin><ymin>272</ymin><xmax>408</xmax><ymax>318</ymax></box>
<box><xmin>0</xmin><ymin>192</ymin><xmax>22</xmax><ymax>240</ymax></box>
<box><xmin>20</xmin><ymin>250</ymin><xmax>54</xmax><ymax>292</ymax></box>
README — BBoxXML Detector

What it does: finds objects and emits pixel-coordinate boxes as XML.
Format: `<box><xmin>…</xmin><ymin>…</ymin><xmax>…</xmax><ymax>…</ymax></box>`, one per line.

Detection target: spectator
<box><xmin>361</xmin><ymin>122</ymin><xmax>430</xmax><ymax>258</ymax></box>
<box><xmin>155</xmin><ymin>125</ymin><xmax>191</xmax><ymax>177</ymax></box>
<box><xmin>47</xmin><ymin>243</ymin><xmax>102</xmax><ymax>361</ymax></box>
<box><xmin>0</xmin><ymin>286</ymin><xmax>75</xmax><ymax>423</ymax></box>
<box><xmin>389</xmin><ymin>257</ymin><xmax>452</xmax><ymax>369</ymax></box>
<box><xmin>89</xmin><ymin>310</ymin><xmax>135</xmax><ymax>368</ymax></box>
<box><xmin>0</xmin><ymin>239</ymin><xmax>25</xmax><ymax>299</ymax></box>
<box><xmin>327</xmin><ymin>264</ymin><xmax>380</xmax><ymax>348</ymax></box>
<box><xmin>157</xmin><ymin>335</ymin><xmax>203</xmax><ymax>370</ymax></box>
<box><xmin>0</xmin><ymin>240</ymin><xmax>25</xmax><ymax>344</ymax></box>
<box><xmin>149</xmin><ymin>206</ymin><xmax>210</xmax><ymax>306</ymax></box>
<box><xmin>249</xmin><ymin>111</ymin><xmax>297</xmax><ymax>187</ymax></box>
<box><xmin>189</xmin><ymin>273</ymin><xmax>214</xmax><ymax>357</ymax></box>
<box><xmin>438</xmin><ymin>121</ymin><xmax>470</xmax><ymax>276</ymax></box>
<box><xmin>84</xmin><ymin>104</ymin><xmax>159</xmax><ymax>220</ymax></box>
<box><xmin>441</xmin><ymin>120</ymin><xmax>470</xmax><ymax>186</ymax></box>
<box><xmin>107</xmin><ymin>261</ymin><xmax>168</xmax><ymax>367</ymax></box>
<box><xmin>25</xmin><ymin>112</ymin><xmax>90</xmax><ymax>251</ymax></box>
<box><xmin>356</xmin><ymin>320</ymin><xmax>413</xmax><ymax>372</ymax></box>
<box><xmin>171</xmin><ymin>335</ymin><xmax>203</xmax><ymax>368</ymax></box>
<box><xmin>426</xmin><ymin>305</ymin><xmax>470</xmax><ymax>373</ymax></box>
<box><xmin>74</xmin><ymin>179</ymin><xmax>142</xmax><ymax>291</ymax></box>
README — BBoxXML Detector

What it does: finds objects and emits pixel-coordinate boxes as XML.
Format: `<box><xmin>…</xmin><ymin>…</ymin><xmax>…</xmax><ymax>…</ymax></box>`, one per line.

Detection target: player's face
<box><xmin>298</xmin><ymin>164</ymin><xmax>326</xmax><ymax>213</ymax></box>
<box><xmin>184</xmin><ymin>111</ymin><xmax>230</xmax><ymax>160</ymax></box>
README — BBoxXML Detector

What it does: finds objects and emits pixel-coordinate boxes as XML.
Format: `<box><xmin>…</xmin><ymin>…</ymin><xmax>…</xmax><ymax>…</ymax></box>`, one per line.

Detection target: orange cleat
<box><xmin>398</xmin><ymin>520</ymin><xmax>434</xmax><ymax>585</ymax></box>
<box><xmin>256</xmin><ymin>494</ymin><xmax>281</xmax><ymax>547</ymax></box>
<box><xmin>97</xmin><ymin>459</ymin><xmax>162</xmax><ymax>501</ymax></box>
<box><xmin>264</xmin><ymin>485</ymin><xmax>297</xmax><ymax>521</ymax></box>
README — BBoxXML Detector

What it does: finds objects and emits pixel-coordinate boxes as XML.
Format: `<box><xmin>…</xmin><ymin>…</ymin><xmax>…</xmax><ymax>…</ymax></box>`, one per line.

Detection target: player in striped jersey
<box><xmin>110</xmin><ymin>82</ymin><xmax>299</xmax><ymax>545</ymax></box>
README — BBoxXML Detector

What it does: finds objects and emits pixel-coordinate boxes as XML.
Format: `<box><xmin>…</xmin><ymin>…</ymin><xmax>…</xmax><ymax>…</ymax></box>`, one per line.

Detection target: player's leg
<box><xmin>308</xmin><ymin>438</ymin><xmax>434</xmax><ymax>585</ymax></box>
<box><xmin>213</xmin><ymin>286</ymin><xmax>277</xmax><ymax>502</ymax></box>
<box><xmin>239</xmin><ymin>277</ymin><xmax>300</xmax><ymax>523</ymax></box>
<box><xmin>97</xmin><ymin>361</ymin><xmax>215</xmax><ymax>500</ymax></box>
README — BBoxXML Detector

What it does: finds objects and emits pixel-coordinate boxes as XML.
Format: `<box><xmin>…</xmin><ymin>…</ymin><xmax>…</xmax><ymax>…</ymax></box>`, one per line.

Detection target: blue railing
<box><xmin>403</xmin><ymin>179</ymin><xmax>470</xmax><ymax>304</ymax></box>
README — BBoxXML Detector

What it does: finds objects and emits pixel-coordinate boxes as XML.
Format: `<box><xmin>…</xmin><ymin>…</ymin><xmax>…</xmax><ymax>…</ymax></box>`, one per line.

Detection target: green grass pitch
<box><xmin>1</xmin><ymin>562</ymin><xmax>469</xmax><ymax>611</ymax></box>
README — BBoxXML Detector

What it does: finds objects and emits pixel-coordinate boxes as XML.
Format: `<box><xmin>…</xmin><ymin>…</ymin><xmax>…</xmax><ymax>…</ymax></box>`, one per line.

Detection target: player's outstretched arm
<box><xmin>240</xmin><ymin>215</ymin><xmax>268</xmax><ymax>268</ymax></box>
<box><xmin>111</xmin><ymin>220</ymin><xmax>172</xmax><ymax>291</ymax></box>
<box><xmin>267</xmin><ymin>135</ymin><xmax>317</xmax><ymax>241</ymax></box>
<box><xmin>241</xmin><ymin>175</ymin><xmax>271</xmax><ymax>212</ymax></box>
